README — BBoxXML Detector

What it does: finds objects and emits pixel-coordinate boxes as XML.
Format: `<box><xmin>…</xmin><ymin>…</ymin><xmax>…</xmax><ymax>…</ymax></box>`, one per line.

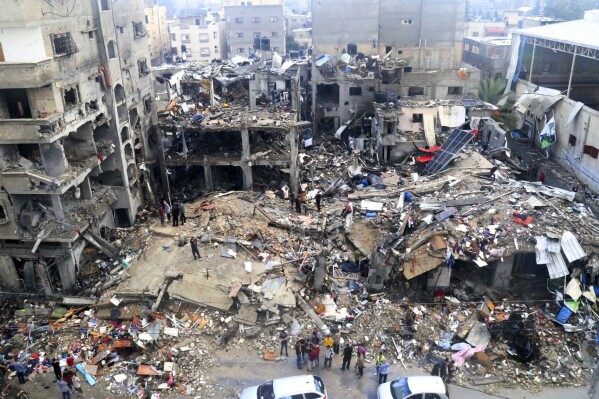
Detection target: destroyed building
<box><xmin>0</xmin><ymin>0</ymin><xmax>159</xmax><ymax>293</ymax></box>
<box><xmin>310</xmin><ymin>0</ymin><xmax>481</xmax><ymax>136</ymax></box>
<box><xmin>506</xmin><ymin>9</ymin><xmax>599</xmax><ymax>192</ymax></box>
<box><xmin>156</xmin><ymin>59</ymin><xmax>311</xmax><ymax>195</ymax></box>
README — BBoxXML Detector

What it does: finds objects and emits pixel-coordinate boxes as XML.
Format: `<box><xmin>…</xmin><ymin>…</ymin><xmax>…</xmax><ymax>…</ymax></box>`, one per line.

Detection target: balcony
<box><xmin>0</xmin><ymin>58</ymin><xmax>56</xmax><ymax>89</ymax></box>
<box><xmin>0</xmin><ymin>113</ymin><xmax>65</xmax><ymax>144</ymax></box>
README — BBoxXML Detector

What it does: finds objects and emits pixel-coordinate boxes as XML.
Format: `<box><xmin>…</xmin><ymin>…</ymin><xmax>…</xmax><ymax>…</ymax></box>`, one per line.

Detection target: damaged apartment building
<box><xmin>0</xmin><ymin>0</ymin><xmax>160</xmax><ymax>294</ymax></box>
<box><xmin>506</xmin><ymin>9</ymin><xmax>599</xmax><ymax>193</ymax></box>
<box><xmin>310</xmin><ymin>0</ymin><xmax>480</xmax><ymax>137</ymax></box>
<box><xmin>155</xmin><ymin>58</ymin><xmax>310</xmax><ymax>196</ymax></box>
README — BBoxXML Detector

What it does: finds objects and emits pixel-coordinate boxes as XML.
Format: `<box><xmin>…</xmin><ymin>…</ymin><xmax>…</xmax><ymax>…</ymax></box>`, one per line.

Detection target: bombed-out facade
<box><xmin>0</xmin><ymin>0</ymin><xmax>159</xmax><ymax>293</ymax></box>
<box><xmin>310</xmin><ymin>0</ymin><xmax>480</xmax><ymax>136</ymax></box>
<box><xmin>156</xmin><ymin>61</ymin><xmax>310</xmax><ymax>196</ymax></box>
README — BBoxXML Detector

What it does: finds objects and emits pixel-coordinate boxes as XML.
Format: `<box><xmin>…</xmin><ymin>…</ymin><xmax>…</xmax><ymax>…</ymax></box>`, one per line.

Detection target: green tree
<box><xmin>544</xmin><ymin>0</ymin><xmax>598</xmax><ymax>20</ymax></box>
<box><xmin>478</xmin><ymin>78</ymin><xmax>508</xmax><ymax>105</ymax></box>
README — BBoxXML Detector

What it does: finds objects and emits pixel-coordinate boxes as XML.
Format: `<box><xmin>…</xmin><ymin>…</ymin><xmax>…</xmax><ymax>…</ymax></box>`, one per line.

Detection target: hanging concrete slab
<box><xmin>423</xmin><ymin>113</ymin><xmax>436</xmax><ymax>147</ymax></box>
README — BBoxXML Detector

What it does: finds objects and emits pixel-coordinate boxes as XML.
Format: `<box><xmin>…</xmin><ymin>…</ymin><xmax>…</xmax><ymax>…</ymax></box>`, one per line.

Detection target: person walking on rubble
<box><xmin>295</xmin><ymin>196</ymin><xmax>302</xmax><ymax>213</ymax></box>
<box><xmin>71</xmin><ymin>374</ymin><xmax>83</xmax><ymax>398</ymax></box>
<box><xmin>315</xmin><ymin>192</ymin><xmax>322</xmax><ymax>212</ymax></box>
<box><xmin>279</xmin><ymin>330</ymin><xmax>289</xmax><ymax>357</ymax></box>
<box><xmin>171</xmin><ymin>199</ymin><xmax>180</xmax><ymax>227</ymax></box>
<box><xmin>341</xmin><ymin>201</ymin><xmax>354</xmax><ymax>231</ymax></box>
<box><xmin>159</xmin><ymin>205</ymin><xmax>165</xmax><ymax>226</ymax></box>
<box><xmin>190</xmin><ymin>236</ymin><xmax>201</xmax><ymax>260</ymax></box>
<box><xmin>341</xmin><ymin>343</ymin><xmax>353</xmax><ymax>370</ymax></box>
<box><xmin>295</xmin><ymin>339</ymin><xmax>303</xmax><ymax>369</ymax></box>
<box><xmin>51</xmin><ymin>358</ymin><xmax>62</xmax><ymax>382</ymax></box>
<box><xmin>164</xmin><ymin>200</ymin><xmax>172</xmax><ymax>222</ymax></box>
<box><xmin>179</xmin><ymin>201</ymin><xmax>186</xmax><ymax>224</ymax></box>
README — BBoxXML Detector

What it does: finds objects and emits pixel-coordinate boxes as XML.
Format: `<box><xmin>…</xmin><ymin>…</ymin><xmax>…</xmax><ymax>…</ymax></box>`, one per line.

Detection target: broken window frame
<box><xmin>568</xmin><ymin>134</ymin><xmax>577</xmax><ymax>146</ymax></box>
<box><xmin>447</xmin><ymin>86</ymin><xmax>463</xmax><ymax>95</ymax></box>
<box><xmin>408</xmin><ymin>86</ymin><xmax>424</xmax><ymax>96</ymax></box>
<box><xmin>63</xmin><ymin>86</ymin><xmax>80</xmax><ymax>109</ymax></box>
<box><xmin>138</xmin><ymin>59</ymin><xmax>150</xmax><ymax>77</ymax></box>
<box><xmin>51</xmin><ymin>32</ymin><xmax>79</xmax><ymax>56</ymax></box>
<box><xmin>349</xmin><ymin>87</ymin><xmax>362</xmax><ymax>96</ymax></box>
<box><xmin>583</xmin><ymin>145</ymin><xmax>599</xmax><ymax>159</ymax></box>
<box><xmin>132</xmin><ymin>21</ymin><xmax>147</xmax><ymax>39</ymax></box>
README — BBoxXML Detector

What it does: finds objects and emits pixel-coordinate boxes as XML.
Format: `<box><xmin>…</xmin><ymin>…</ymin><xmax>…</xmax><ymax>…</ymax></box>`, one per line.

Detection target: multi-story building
<box><xmin>285</xmin><ymin>12</ymin><xmax>311</xmax><ymax>36</ymax></box>
<box><xmin>291</xmin><ymin>28</ymin><xmax>312</xmax><ymax>49</ymax></box>
<box><xmin>224</xmin><ymin>0</ymin><xmax>286</xmax><ymax>58</ymax></box>
<box><xmin>464</xmin><ymin>20</ymin><xmax>509</xmax><ymax>38</ymax></box>
<box><xmin>0</xmin><ymin>0</ymin><xmax>159</xmax><ymax>294</ymax></box>
<box><xmin>463</xmin><ymin>37</ymin><xmax>512</xmax><ymax>80</ymax></box>
<box><xmin>145</xmin><ymin>1</ymin><xmax>169</xmax><ymax>65</ymax></box>
<box><xmin>169</xmin><ymin>10</ymin><xmax>226</xmax><ymax>62</ymax></box>
<box><xmin>310</xmin><ymin>0</ymin><xmax>480</xmax><ymax>135</ymax></box>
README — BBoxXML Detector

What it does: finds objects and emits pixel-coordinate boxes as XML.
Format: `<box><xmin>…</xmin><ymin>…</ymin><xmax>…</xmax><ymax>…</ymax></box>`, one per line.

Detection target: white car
<box><xmin>377</xmin><ymin>376</ymin><xmax>449</xmax><ymax>399</ymax></box>
<box><xmin>239</xmin><ymin>375</ymin><xmax>328</xmax><ymax>399</ymax></box>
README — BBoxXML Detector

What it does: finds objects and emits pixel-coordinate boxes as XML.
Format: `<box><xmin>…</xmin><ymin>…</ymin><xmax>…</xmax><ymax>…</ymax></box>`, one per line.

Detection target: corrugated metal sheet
<box><xmin>547</xmin><ymin>238</ymin><xmax>561</xmax><ymax>253</ymax></box>
<box><xmin>535</xmin><ymin>236</ymin><xmax>549</xmax><ymax>264</ymax></box>
<box><xmin>546</xmin><ymin>251</ymin><xmax>569</xmax><ymax>279</ymax></box>
<box><xmin>514</xmin><ymin>93</ymin><xmax>563</xmax><ymax>119</ymax></box>
<box><xmin>561</xmin><ymin>231</ymin><xmax>586</xmax><ymax>263</ymax></box>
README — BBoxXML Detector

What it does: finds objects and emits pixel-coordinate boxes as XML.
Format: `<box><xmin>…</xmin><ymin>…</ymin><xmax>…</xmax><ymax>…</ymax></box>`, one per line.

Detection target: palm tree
<box><xmin>478</xmin><ymin>78</ymin><xmax>508</xmax><ymax>106</ymax></box>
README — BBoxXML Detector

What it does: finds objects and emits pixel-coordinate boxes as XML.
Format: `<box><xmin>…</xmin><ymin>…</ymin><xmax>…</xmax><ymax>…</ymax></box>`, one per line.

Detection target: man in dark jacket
<box><xmin>171</xmin><ymin>200</ymin><xmax>180</xmax><ymax>227</ymax></box>
<box><xmin>190</xmin><ymin>237</ymin><xmax>201</xmax><ymax>260</ymax></box>
<box><xmin>341</xmin><ymin>343</ymin><xmax>353</xmax><ymax>370</ymax></box>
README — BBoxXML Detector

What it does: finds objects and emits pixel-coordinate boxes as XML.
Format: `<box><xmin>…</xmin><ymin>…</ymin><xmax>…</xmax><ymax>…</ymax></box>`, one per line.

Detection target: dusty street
<box><xmin>212</xmin><ymin>347</ymin><xmax>589</xmax><ymax>399</ymax></box>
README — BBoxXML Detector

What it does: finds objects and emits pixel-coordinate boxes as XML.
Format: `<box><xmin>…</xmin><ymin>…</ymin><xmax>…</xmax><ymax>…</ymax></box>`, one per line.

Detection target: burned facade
<box><xmin>311</xmin><ymin>0</ymin><xmax>481</xmax><ymax>136</ymax></box>
<box><xmin>0</xmin><ymin>0</ymin><xmax>159</xmax><ymax>293</ymax></box>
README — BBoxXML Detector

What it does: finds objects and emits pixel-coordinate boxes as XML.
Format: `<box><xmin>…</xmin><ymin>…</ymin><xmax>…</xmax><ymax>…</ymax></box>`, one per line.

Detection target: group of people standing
<box><xmin>158</xmin><ymin>197</ymin><xmax>186</xmax><ymax>227</ymax></box>
<box><xmin>53</xmin><ymin>356</ymin><xmax>84</xmax><ymax>399</ymax></box>
<box><xmin>284</xmin><ymin>329</ymin><xmax>391</xmax><ymax>384</ymax></box>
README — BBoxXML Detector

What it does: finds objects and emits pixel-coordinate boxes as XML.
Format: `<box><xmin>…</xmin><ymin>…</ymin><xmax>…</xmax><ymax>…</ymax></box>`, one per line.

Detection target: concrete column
<box><xmin>57</xmin><ymin>244</ymin><xmax>77</xmax><ymax>291</ymax></box>
<box><xmin>0</xmin><ymin>255</ymin><xmax>21</xmax><ymax>290</ymax></box>
<box><xmin>204</xmin><ymin>160</ymin><xmax>213</xmax><ymax>192</ymax></box>
<box><xmin>39</xmin><ymin>142</ymin><xmax>68</xmax><ymax>177</ymax></box>
<box><xmin>35</xmin><ymin>261</ymin><xmax>54</xmax><ymax>295</ymax></box>
<box><xmin>249</xmin><ymin>79</ymin><xmax>258</xmax><ymax>111</ymax></box>
<box><xmin>241</xmin><ymin>128</ymin><xmax>251</xmax><ymax>161</ymax></box>
<box><xmin>241</xmin><ymin>165</ymin><xmax>253</xmax><ymax>190</ymax></box>
<box><xmin>291</xmin><ymin>122</ymin><xmax>309</xmax><ymax>194</ymax></box>
<box><xmin>80</xmin><ymin>177</ymin><xmax>93</xmax><ymax>200</ymax></box>
<box><xmin>51</xmin><ymin>195</ymin><xmax>65</xmax><ymax>220</ymax></box>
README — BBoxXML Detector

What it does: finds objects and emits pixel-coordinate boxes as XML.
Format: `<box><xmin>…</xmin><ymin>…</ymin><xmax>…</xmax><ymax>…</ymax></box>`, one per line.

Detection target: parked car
<box><xmin>377</xmin><ymin>376</ymin><xmax>449</xmax><ymax>399</ymax></box>
<box><xmin>239</xmin><ymin>375</ymin><xmax>328</xmax><ymax>399</ymax></box>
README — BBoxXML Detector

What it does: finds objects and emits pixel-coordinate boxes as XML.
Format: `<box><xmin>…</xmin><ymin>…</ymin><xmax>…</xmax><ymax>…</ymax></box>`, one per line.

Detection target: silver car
<box><xmin>239</xmin><ymin>375</ymin><xmax>328</xmax><ymax>399</ymax></box>
<box><xmin>377</xmin><ymin>376</ymin><xmax>449</xmax><ymax>399</ymax></box>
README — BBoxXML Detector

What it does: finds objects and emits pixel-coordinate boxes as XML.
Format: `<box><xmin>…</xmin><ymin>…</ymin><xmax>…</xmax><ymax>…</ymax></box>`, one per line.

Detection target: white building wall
<box><xmin>0</xmin><ymin>27</ymin><xmax>47</xmax><ymax>62</ymax></box>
